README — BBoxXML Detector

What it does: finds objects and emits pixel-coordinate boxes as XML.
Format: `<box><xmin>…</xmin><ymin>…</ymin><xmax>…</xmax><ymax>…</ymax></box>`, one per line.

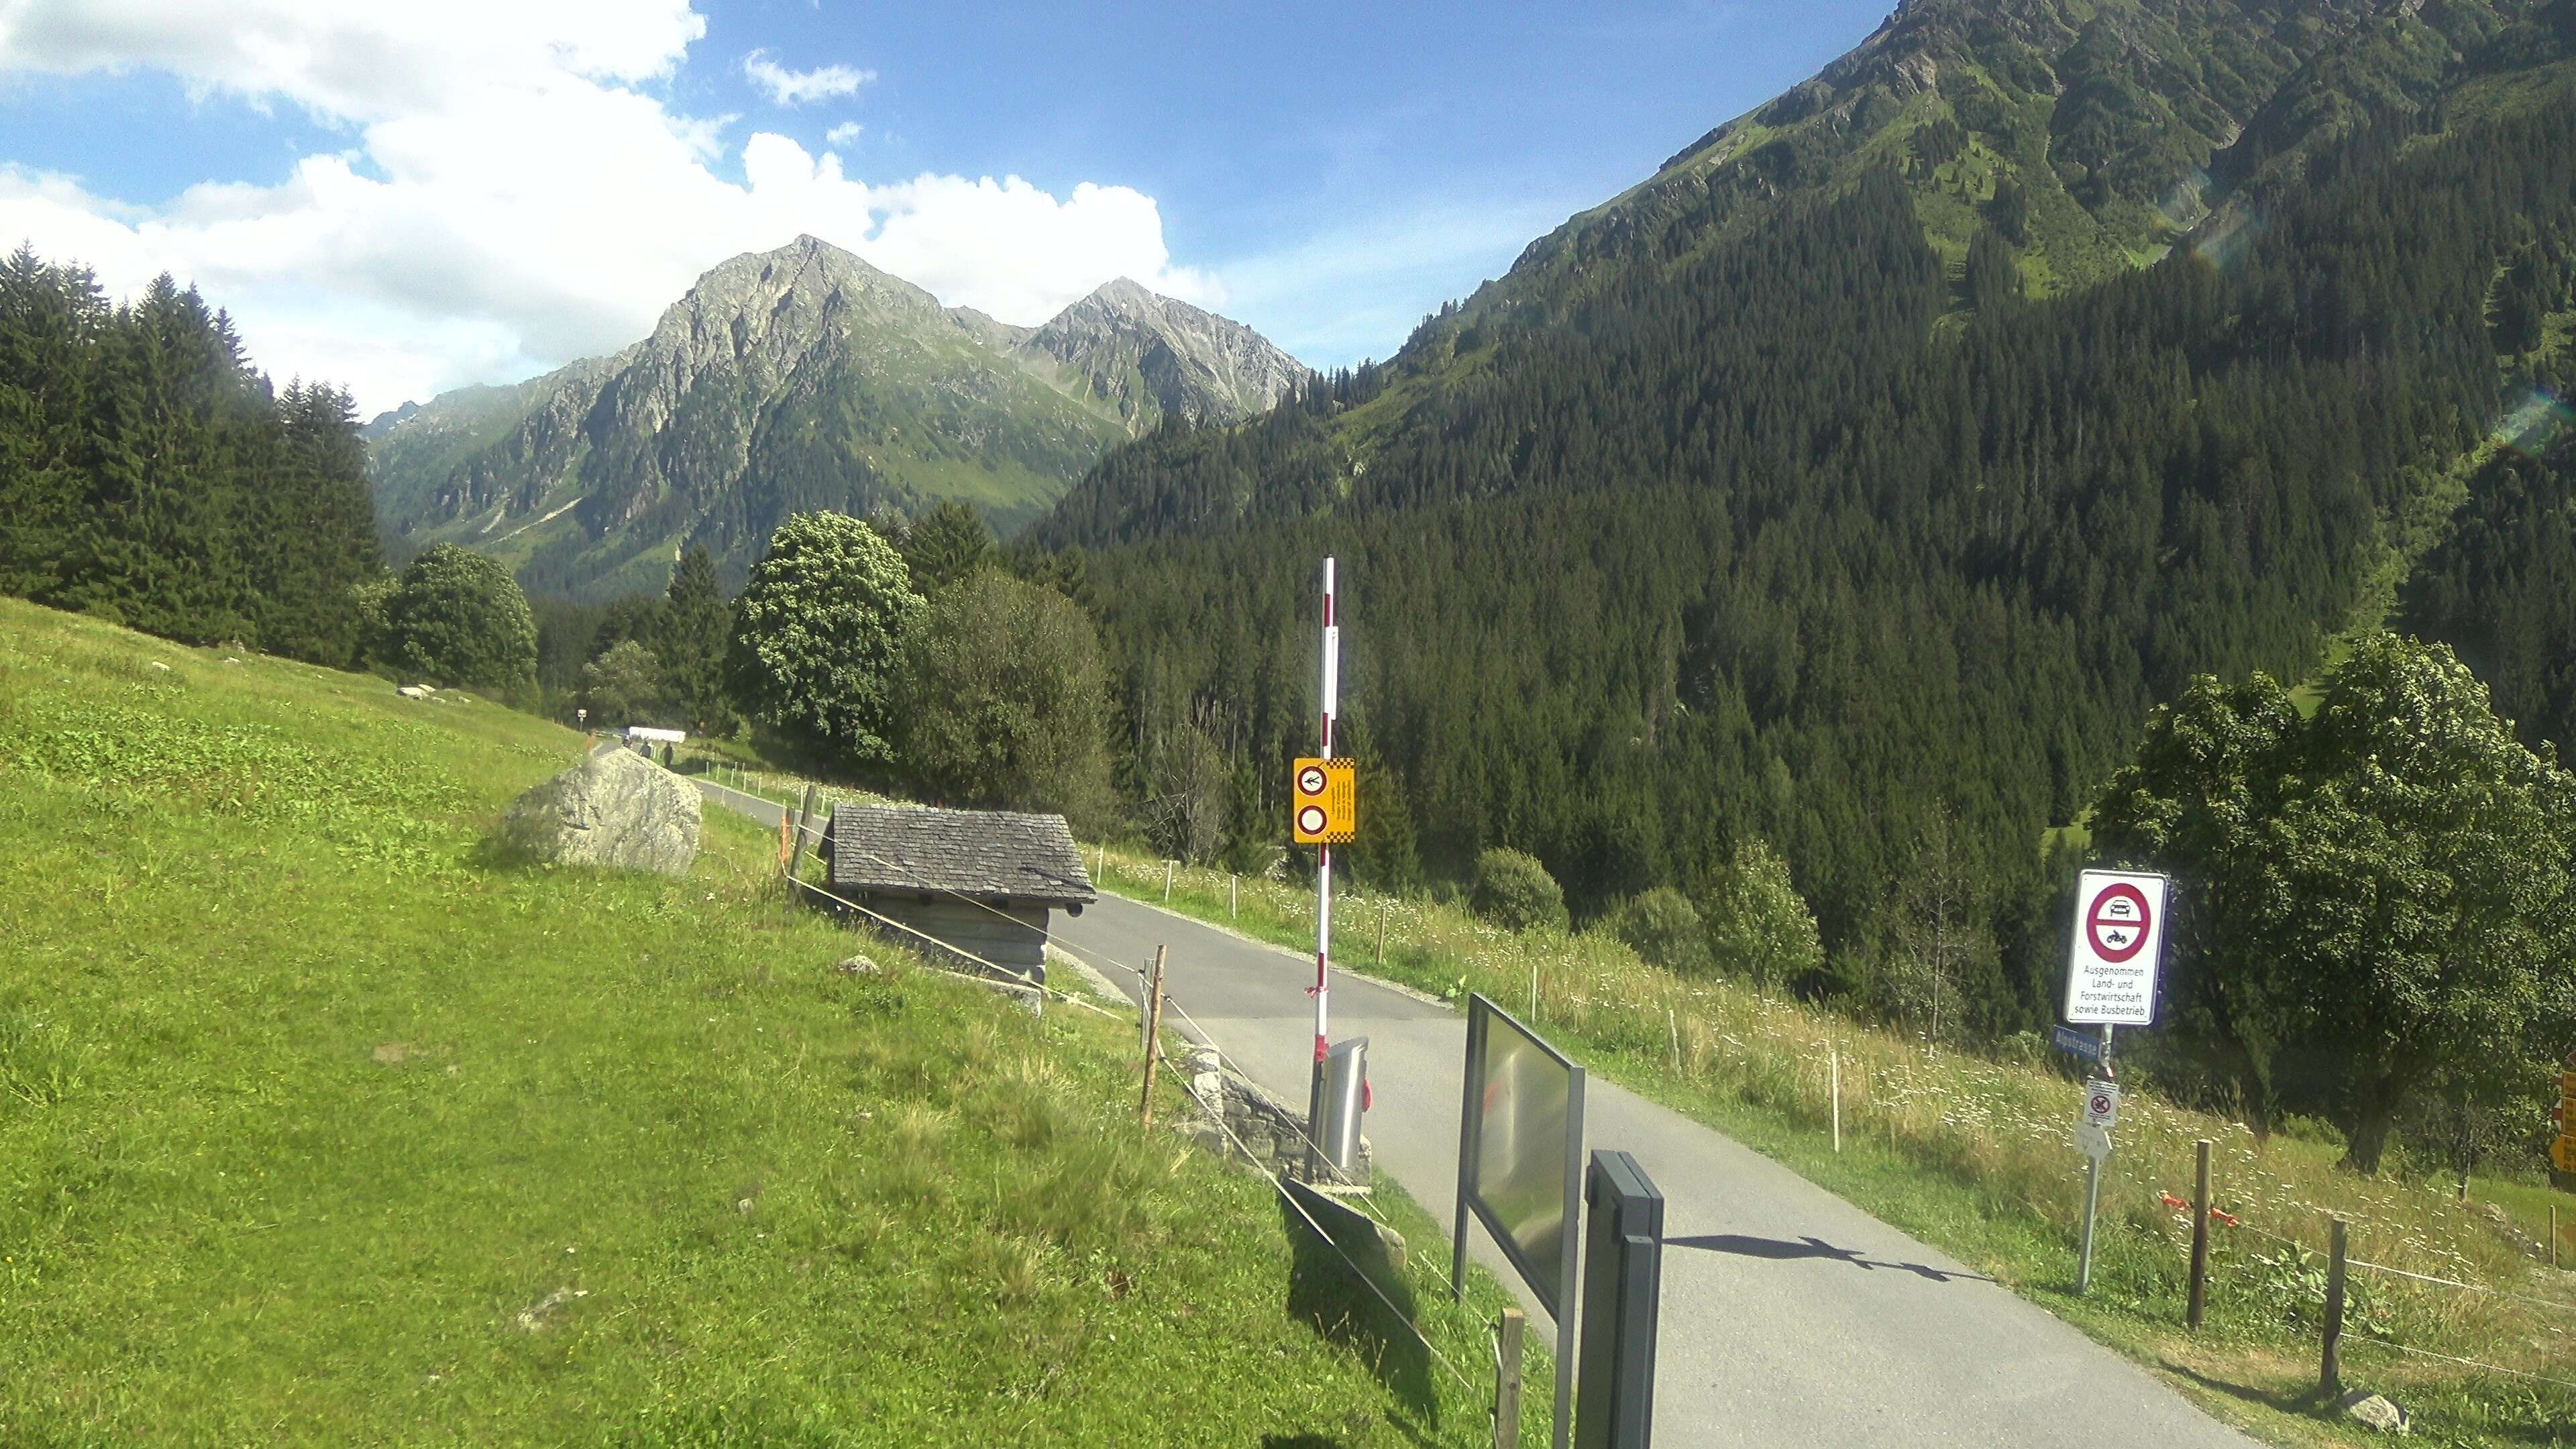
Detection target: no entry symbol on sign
<box><xmin>2086</xmin><ymin>883</ymin><xmax>2152</xmax><ymax>963</ymax></box>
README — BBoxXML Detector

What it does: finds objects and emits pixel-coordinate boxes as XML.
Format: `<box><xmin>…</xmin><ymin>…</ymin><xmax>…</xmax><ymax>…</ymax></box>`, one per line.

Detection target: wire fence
<box><xmin>724</xmin><ymin>788</ymin><xmax>1492</xmax><ymax>1402</ymax></box>
<box><xmin>2141</xmin><ymin>1158</ymin><xmax>2576</xmax><ymax>1408</ymax></box>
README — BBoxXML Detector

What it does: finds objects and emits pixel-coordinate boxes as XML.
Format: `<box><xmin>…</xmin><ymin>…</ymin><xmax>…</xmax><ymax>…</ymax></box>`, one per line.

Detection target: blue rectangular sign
<box><xmin>2053</xmin><ymin>1024</ymin><xmax>2103</xmax><ymax>1061</ymax></box>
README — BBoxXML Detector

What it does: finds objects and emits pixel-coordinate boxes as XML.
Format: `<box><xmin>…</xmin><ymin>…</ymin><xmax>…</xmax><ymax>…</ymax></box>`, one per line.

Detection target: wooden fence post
<box><xmin>1830</xmin><ymin>1047</ymin><xmax>1841</xmax><ymax>1154</ymax></box>
<box><xmin>2188</xmin><ymin>1138</ymin><xmax>2212</xmax><ymax>1331</ymax></box>
<box><xmin>2321</xmin><ymin>1217</ymin><xmax>2349</xmax><ymax>1395</ymax></box>
<box><xmin>1493</xmin><ymin>1306</ymin><xmax>1525</xmax><ymax>1449</ymax></box>
<box><xmin>1139</xmin><ymin>946</ymin><xmax>1169</xmax><ymax>1127</ymax></box>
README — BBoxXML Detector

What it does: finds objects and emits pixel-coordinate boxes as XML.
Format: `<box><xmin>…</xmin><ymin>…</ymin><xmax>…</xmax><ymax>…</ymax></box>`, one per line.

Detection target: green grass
<box><xmin>0</xmin><ymin>598</ymin><xmax>1543</xmax><ymax>1448</ymax></box>
<box><xmin>1085</xmin><ymin>843</ymin><xmax>2576</xmax><ymax>1448</ymax></box>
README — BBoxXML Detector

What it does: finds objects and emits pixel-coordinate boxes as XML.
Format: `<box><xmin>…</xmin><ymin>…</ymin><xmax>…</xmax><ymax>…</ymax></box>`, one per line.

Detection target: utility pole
<box><xmin>1304</xmin><ymin>557</ymin><xmax>1339</xmax><ymax>1182</ymax></box>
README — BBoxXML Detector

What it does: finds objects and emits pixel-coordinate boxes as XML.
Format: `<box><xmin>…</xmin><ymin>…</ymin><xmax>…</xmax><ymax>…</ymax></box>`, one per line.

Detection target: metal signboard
<box><xmin>1456</xmin><ymin>994</ymin><xmax>1584</xmax><ymax>1316</ymax></box>
<box><xmin>1454</xmin><ymin>993</ymin><xmax>1585</xmax><ymax>1449</ymax></box>
<box><xmin>1291</xmin><ymin>756</ymin><xmax>1357</xmax><ymax>844</ymax></box>
<box><xmin>2065</xmin><ymin>869</ymin><xmax>2169</xmax><ymax>1025</ymax></box>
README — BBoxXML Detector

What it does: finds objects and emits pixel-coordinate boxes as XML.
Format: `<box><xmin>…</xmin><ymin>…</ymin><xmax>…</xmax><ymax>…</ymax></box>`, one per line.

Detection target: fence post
<box><xmin>1379</xmin><ymin>899</ymin><xmax>1389</xmax><ymax>967</ymax></box>
<box><xmin>1139</xmin><ymin>945</ymin><xmax>1169</xmax><ymax>1127</ymax></box>
<box><xmin>1829</xmin><ymin>1047</ymin><xmax>1841</xmax><ymax>1154</ymax></box>
<box><xmin>2320</xmin><ymin>1217</ymin><xmax>2349</xmax><ymax>1396</ymax></box>
<box><xmin>1493</xmin><ymin>1306</ymin><xmax>1525</xmax><ymax>1449</ymax></box>
<box><xmin>1230</xmin><ymin>873</ymin><xmax>1238</xmax><ymax>918</ymax></box>
<box><xmin>1164</xmin><ymin>860</ymin><xmax>1175</xmax><ymax>902</ymax></box>
<box><xmin>2187</xmin><ymin>1139</ymin><xmax>2214</xmax><ymax>1330</ymax></box>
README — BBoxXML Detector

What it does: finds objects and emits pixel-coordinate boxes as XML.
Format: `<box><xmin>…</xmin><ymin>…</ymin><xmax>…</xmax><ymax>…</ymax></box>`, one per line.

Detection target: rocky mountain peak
<box><xmin>1014</xmin><ymin>279</ymin><xmax>1307</xmax><ymax>431</ymax></box>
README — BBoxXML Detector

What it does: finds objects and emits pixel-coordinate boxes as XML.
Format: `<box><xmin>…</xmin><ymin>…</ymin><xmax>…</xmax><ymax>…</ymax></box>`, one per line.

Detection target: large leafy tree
<box><xmin>728</xmin><ymin>512</ymin><xmax>922</xmax><ymax>763</ymax></box>
<box><xmin>375</xmin><ymin>543</ymin><xmax>538</xmax><ymax>696</ymax></box>
<box><xmin>896</xmin><ymin>569</ymin><xmax>1113</xmax><ymax>830</ymax></box>
<box><xmin>2093</xmin><ymin>634</ymin><xmax>2576</xmax><ymax>1171</ymax></box>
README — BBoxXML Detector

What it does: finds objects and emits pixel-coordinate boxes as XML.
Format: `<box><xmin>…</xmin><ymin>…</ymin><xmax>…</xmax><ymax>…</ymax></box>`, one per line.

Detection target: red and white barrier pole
<box><xmin>1305</xmin><ymin>557</ymin><xmax>1338</xmax><ymax>1179</ymax></box>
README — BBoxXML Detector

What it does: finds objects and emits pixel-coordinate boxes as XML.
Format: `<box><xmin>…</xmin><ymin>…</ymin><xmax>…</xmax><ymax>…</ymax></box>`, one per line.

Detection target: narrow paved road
<box><xmin>1055</xmin><ymin>891</ymin><xmax>2250</xmax><ymax>1449</ymax></box>
<box><xmin>685</xmin><ymin>774</ymin><xmax>2247</xmax><ymax>1448</ymax></box>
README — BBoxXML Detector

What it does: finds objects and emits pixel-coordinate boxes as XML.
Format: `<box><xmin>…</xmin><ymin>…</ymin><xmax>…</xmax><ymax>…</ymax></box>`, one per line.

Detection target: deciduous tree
<box><xmin>727</xmin><ymin>512</ymin><xmax>922</xmax><ymax>765</ymax></box>
<box><xmin>2094</xmin><ymin>634</ymin><xmax>2576</xmax><ymax>1171</ymax></box>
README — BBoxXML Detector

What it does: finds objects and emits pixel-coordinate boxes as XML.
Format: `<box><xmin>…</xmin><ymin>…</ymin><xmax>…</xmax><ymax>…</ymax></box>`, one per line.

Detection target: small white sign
<box><xmin>2065</xmin><ymin>869</ymin><xmax>2169</xmax><ymax>1025</ymax></box>
<box><xmin>2076</xmin><ymin>1120</ymin><xmax>2112</xmax><ymax>1162</ymax></box>
<box><xmin>2082</xmin><ymin>1079</ymin><xmax>2121</xmax><ymax>1129</ymax></box>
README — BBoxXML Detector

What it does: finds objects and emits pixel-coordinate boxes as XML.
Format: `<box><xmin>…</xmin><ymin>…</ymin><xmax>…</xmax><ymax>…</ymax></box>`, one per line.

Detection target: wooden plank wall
<box><xmin>869</xmin><ymin>897</ymin><xmax>1051</xmax><ymax>977</ymax></box>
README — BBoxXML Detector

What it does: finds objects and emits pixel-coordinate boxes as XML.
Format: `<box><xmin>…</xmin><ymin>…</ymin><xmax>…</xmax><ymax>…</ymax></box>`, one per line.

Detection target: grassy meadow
<box><xmin>0</xmin><ymin>598</ymin><xmax>1542</xmax><ymax>1448</ymax></box>
<box><xmin>1085</xmin><ymin>844</ymin><xmax>2576</xmax><ymax>1448</ymax></box>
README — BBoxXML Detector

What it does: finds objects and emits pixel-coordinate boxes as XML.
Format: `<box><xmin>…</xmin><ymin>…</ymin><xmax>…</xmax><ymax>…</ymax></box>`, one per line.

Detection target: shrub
<box><xmin>1702</xmin><ymin>837</ymin><xmax>1825</xmax><ymax>991</ymax></box>
<box><xmin>1472</xmin><ymin>849</ymin><xmax>1567</xmax><ymax>933</ymax></box>
<box><xmin>376</xmin><ymin>544</ymin><xmax>537</xmax><ymax>696</ymax></box>
<box><xmin>1609</xmin><ymin>887</ymin><xmax>1707</xmax><ymax>973</ymax></box>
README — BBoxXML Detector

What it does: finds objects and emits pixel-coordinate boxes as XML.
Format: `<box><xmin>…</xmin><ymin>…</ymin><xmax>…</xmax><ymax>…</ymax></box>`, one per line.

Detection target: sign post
<box><xmin>2063</xmin><ymin>869</ymin><xmax>2167</xmax><ymax>1294</ymax></box>
<box><xmin>1303</xmin><ymin>559</ymin><xmax>1343</xmax><ymax>1181</ymax></box>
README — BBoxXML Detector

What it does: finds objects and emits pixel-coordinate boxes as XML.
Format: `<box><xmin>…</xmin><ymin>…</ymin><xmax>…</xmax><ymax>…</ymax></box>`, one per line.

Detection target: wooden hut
<box><xmin>822</xmin><ymin>804</ymin><xmax>1095</xmax><ymax>986</ymax></box>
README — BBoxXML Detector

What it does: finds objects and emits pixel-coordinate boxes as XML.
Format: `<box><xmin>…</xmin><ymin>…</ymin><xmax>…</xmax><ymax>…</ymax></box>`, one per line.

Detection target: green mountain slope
<box><xmin>370</xmin><ymin>237</ymin><xmax>1307</xmax><ymax>602</ymax></box>
<box><xmin>1031</xmin><ymin>0</ymin><xmax>2576</xmax><ymax>1034</ymax></box>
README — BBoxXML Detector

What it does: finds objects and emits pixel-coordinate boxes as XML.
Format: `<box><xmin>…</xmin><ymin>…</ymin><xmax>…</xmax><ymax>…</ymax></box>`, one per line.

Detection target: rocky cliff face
<box><xmin>1010</xmin><ymin>277</ymin><xmax>1310</xmax><ymax>428</ymax></box>
<box><xmin>369</xmin><ymin>236</ymin><xmax>1306</xmax><ymax>600</ymax></box>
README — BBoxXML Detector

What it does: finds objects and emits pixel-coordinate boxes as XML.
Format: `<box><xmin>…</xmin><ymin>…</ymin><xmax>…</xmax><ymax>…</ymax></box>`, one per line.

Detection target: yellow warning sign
<box><xmin>2554</xmin><ymin>1135</ymin><xmax>2576</xmax><ymax>1175</ymax></box>
<box><xmin>1291</xmin><ymin>757</ymin><xmax>1357</xmax><ymax>845</ymax></box>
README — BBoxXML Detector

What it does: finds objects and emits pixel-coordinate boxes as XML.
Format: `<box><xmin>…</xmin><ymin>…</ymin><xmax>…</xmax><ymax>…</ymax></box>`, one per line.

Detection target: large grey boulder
<box><xmin>502</xmin><ymin>748</ymin><xmax>700</xmax><ymax>875</ymax></box>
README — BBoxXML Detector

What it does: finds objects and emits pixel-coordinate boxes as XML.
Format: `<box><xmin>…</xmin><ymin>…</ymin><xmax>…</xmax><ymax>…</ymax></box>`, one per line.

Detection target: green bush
<box><xmin>1702</xmin><ymin>837</ymin><xmax>1826</xmax><ymax>991</ymax></box>
<box><xmin>1472</xmin><ymin>848</ymin><xmax>1568</xmax><ymax>933</ymax></box>
<box><xmin>375</xmin><ymin>544</ymin><xmax>537</xmax><ymax>697</ymax></box>
<box><xmin>1609</xmin><ymin>886</ymin><xmax>1707</xmax><ymax>972</ymax></box>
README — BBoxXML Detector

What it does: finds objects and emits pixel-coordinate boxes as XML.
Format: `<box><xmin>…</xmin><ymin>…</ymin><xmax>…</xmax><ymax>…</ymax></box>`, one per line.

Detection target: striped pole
<box><xmin>1305</xmin><ymin>557</ymin><xmax>1338</xmax><ymax>1180</ymax></box>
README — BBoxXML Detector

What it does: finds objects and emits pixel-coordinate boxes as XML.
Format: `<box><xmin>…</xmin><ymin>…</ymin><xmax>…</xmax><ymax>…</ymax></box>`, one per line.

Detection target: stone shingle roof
<box><xmin>826</xmin><ymin>804</ymin><xmax>1096</xmax><ymax>907</ymax></box>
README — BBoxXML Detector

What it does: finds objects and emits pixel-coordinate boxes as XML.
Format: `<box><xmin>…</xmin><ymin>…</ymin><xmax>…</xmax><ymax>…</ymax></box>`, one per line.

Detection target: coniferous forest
<box><xmin>0</xmin><ymin>246</ymin><xmax>382</xmax><ymax>665</ymax></box>
<box><xmin>1037</xmin><ymin>102</ymin><xmax>2576</xmax><ymax>1035</ymax></box>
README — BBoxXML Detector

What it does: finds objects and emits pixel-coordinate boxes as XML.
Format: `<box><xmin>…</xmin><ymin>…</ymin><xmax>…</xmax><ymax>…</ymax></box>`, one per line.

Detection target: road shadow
<box><xmin>2157</xmin><ymin>1358</ymin><xmax>2320</xmax><ymax>1416</ymax></box>
<box><xmin>1666</xmin><ymin>1232</ymin><xmax>1997</xmax><ymax>1284</ymax></box>
<box><xmin>1279</xmin><ymin>1184</ymin><xmax>1437</xmax><ymax>1425</ymax></box>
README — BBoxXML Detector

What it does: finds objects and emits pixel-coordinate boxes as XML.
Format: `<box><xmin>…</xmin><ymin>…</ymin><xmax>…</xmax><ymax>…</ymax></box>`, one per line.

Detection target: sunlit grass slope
<box><xmin>0</xmin><ymin>598</ymin><xmax>1530</xmax><ymax>1448</ymax></box>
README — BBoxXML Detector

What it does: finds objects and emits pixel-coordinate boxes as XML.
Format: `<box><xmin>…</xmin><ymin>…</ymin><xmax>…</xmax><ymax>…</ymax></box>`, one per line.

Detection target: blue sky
<box><xmin>0</xmin><ymin>1</ymin><xmax>1894</xmax><ymax>411</ymax></box>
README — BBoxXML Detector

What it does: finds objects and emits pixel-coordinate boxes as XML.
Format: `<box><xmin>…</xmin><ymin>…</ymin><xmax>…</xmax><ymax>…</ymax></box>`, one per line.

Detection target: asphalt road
<box><xmin>684</xmin><ymin>773</ymin><xmax>2249</xmax><ymax>1447</ymax></box>
<box><xmin>1053</xmin><ymin>890</ymin><xmax>2253</xmax><ymax>1449</ymax></box>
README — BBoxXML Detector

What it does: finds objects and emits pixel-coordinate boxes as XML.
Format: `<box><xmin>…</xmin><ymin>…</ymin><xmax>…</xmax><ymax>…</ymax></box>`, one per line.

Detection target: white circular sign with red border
<box><xmin>2064</xmin><ymin>869</ymin><xmax>2169</xmax><ymax>1026</ymax></box>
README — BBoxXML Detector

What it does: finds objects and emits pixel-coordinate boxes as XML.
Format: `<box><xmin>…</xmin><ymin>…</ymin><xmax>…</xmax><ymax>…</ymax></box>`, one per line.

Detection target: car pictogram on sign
<box><xmin>2086</xmin><ymin>883</ymin><xmax>2152</xmax><ymax>963</ymax></box>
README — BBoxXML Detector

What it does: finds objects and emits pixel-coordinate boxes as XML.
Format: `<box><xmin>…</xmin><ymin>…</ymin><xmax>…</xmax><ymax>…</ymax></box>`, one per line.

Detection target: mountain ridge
<box><xmin>368</xmin><ymin>236</ymin><xmax>1306</xmax><ymax>601</ymax></box>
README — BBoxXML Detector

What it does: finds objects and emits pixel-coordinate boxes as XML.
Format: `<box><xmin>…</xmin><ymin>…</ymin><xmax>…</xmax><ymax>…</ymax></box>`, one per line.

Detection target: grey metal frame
<box><xmin>1452</xmin><ymin>992</ymin><xmax>1585</xmax><ymax>1449</ymax></box>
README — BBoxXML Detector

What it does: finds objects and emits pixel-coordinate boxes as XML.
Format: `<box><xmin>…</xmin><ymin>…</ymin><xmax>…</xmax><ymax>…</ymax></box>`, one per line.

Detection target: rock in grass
<box><xmin>2334</xmin><ymin>1389</ymin><xmax>2408</xmax><ymax>1434</ymax></box>
<box><xmin>500</xmin><ymin>748</ymin><xmax>700</xmax><ymax>876</ymax></box>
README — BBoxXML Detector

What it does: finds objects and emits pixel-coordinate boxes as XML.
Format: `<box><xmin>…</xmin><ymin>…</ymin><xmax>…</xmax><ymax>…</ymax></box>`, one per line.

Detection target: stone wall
<box><xmin>1173</xmin><ymin>1045</ymin><xmax>1371</xmax><ymax>1189</ymax></box>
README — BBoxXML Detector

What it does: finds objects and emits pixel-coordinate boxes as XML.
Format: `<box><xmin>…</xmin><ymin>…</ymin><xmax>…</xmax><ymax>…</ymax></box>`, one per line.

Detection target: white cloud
<box><xmin>0</xmin><ymin>3</ymin><xmax>1212</xmax><ymax>413</ymax></box>
<box><xmin>825</xmin><ymin>120</ymin><xmax>863</xmax><ymax>147</ymax></box>
<box><xmin>741</xmin><ymin>48</ymin><xmax>872</xmax><ymax>107</ymax></box>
